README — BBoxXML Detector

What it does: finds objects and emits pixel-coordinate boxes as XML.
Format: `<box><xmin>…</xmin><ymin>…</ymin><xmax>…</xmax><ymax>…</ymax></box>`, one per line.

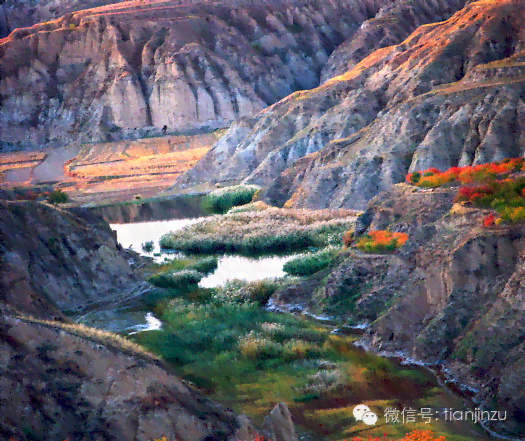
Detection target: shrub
<box><xmin>142</xmin><ymin>241</ymin><xmax>154</xmax><ymax>253</ymax></box>
<box><xmin>282</xmin><ymin>247</ymin><xmax>340</xmax><ymax>276</ymax></box>
<box><xmin>482</xmin><ymin>214</ymin><xmax>497</xmax><ymax>227</ymax></box>
<box><xmin>47</xmin><ymin>189</ymin><xmax>69</xmax><ymax>204</ymax></box>
<box><xmin>238</xmin><ymin>331</ymin><xmax>283</xmax><ymax>360</ymax></box>
<box><xmin>342</xmin><ymin>230</ymin><xmax>353</xmax><ymax>248</ymax></box>
<box><xmin>213</xmin><ymin>278</ymin><xmax>281</xmax><ymax>305</ymax></box>
<box><xmin>346</xmin><ymin>431</ymin><xmax>446</xmax><ymax>441</ymax></box>
<box><xmin>500</xmin><ymin>206</ymin><xmax>525</xmax><ymax>224</ymax></box>
<box><xmin>187</xmin><ymin>256</ymin><xmax>218</xmax><ymax>274</ymax></box>
<box><xmin>409</xmin><ymin>171</ymin><xmax>421</xmax><ymax>184</ymax></box>
<box><xmin>203</xmin><ymin>185</ymin><xmax>260</xmax><ymax>214</ymax></box>
<box><xmin>355</xmin><ymin>230</ymin><xmax>407</xmax><ymax>253</ymax></box>
<box><xmin>405</xmin><ymin>158</ymin><xmax>525</xmax><ymax>189</ymax></box>
<box><xmin>148</xmin><ymin>269</ymin><xmax>204</xmax><ymax>290</ymax></box>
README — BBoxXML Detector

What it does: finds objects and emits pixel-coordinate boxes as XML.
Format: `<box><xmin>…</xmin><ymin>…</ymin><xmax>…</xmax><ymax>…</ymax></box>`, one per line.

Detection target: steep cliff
<box><xmin>177</xmin><ymin>0</ymin><xmax>525</xmax><ymax>211</ymax></box>
<box><xmin>0</xmin><ymin>0</ymin><xmax>404</xmax><ymax>151</ymax></box>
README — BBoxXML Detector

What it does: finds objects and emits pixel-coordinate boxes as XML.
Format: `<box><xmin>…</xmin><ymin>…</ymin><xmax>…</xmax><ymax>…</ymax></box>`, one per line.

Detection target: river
<box><xmin>107</xmin><ymin>216</ymin><xmax>296</xmax><ymax>333</ymax></box>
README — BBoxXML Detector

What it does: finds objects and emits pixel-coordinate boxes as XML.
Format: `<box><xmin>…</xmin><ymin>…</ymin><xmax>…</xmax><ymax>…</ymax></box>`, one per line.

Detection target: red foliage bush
<box><xmin>483</xmin><ymin>214</ymin><xmax>496</xmax><ymax>227</ymax></box>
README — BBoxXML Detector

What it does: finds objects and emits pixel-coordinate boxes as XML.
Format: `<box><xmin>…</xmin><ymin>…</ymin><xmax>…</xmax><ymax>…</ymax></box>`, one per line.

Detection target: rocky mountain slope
<box><xmin>269</xmin><ymin>182</ymin><xmax>525</xmax><ymax>436</ymax></box>
<box><xmin>0</xmin><ymin>314</ymin><xmax>252</xmax><ymax>441</ymax></box>
<box><xmin>0</xmin><ymin>200</ymin><xmax>298</xmax><ymax>441</ymax></box>
<box><xmin>0</xmin><ymin>0</ymin><xmax>430</xmax><ymax>151</ymax></box>
<box><xmin>177</xmin><ymin>0</ymin><xmax>525</xmax><ymax>211</ymax></box>
<box><xmin>0</xmin><ymin>200</ymin><xmax>145</xmax><ymax>319</ymax></box>
<box><xmin>0</xmin><ymin>0</ymin><xmax>128</xmax><ymax>38</ymax></box>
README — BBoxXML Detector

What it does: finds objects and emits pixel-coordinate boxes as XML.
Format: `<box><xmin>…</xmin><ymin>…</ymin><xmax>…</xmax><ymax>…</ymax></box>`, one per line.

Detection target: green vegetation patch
<box><xmin>47</xmin><ymin>189</ymin><xmax>69</xmax><ymax>204</ymax></box>
<box><xmin>203</xmin><ymin>184</ymin><xmax>260</xmax><ymax>214</ymax></box>
<box><xmin>148</xmin><ymin>269</ymin><xmax>204</xmax><ymax>290</ymax></box>
<box><xmin>283</xmin><ymin>247</ymin><xmax>341</xmax><ymax>276</ymax></box>
<box><xmin>159</xmin><ymin>208</ymin><xmax>356</xmax><ymax>255</ymax></box>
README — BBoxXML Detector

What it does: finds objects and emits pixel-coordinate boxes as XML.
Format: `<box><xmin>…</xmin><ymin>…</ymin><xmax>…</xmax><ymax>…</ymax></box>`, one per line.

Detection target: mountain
<box><xmin>0</xmin><ymin>0</ymin><xmax>433</xmax><ymax>151</ymax></box>
<box><xmin>176</xmin><ymin>0</ymin><xmax>525</xmax><ymax>211</ymax></box>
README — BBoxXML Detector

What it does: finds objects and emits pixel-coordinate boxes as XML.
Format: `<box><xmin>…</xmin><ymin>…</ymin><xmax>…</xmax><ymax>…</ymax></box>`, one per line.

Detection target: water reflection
<box><xmin>199</xmin><ymin>254</ymin><xmax>296</xmax><ymax>288</ymax></box>
<box><xmin>111</xmin><ymin>217</ymin><xmax>207</xmax><ymax>258</ymax></box>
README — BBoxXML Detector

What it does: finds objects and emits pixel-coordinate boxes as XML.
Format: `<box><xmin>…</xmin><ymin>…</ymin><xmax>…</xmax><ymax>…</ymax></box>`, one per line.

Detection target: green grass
<box><xmin>202</xmin><ymin>185</ymin><xmax>260</xmax><ymax>214</ymax></box>
<box><xmin>147</xmin><ymin>269</ymin><xmax>204</xmax><ymax>290</ymax></box>
<box><xmin>130</xmin><ymin>290</ymin><xmax>482</xmax><ymax>440</ymax></box>
<box><xmin>213</xmin><ymin>278</ymin><xmax>286</xmax><ymax>306</ymax></box>
<box><xmin>283</xmin><ymin>246</ymin><xmax>341</xmax><ymax>276</ymax></box>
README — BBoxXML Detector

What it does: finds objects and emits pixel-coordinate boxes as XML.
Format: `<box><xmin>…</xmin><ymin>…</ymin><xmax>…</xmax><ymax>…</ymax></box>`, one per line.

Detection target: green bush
<box><xmin>148</xmin><ymin>269</ymin><xmax>204</xmax><ymax>290</ymax></box>
<box><xmin>282</xmin><ymin>247</ymin><xmax>340</xmax><ymax>276</ymax></box>
<box><xmin>187</xmin><ymin>256</ymin><xmax>218</xmax><ymax>274</ymax></box>
<box><xmin>213</xmin><ymin>278</ymin><xmax>282</xmax><ymax>305</ymax></box>
<box><xmin>410</xmin><ymin>171</ymin><xmax>421</xmax><ymax>184</ymax></box>
<box><xmin>142</xmin><ymin>241</ymin><xmax>154</xmax><ymax>253</ymax></box>
<box><xmin>203</xmin><ymin>185</ymin><xmax>260</xmax><ymax>214</ymax></box>
<box><xmin>47</xmin><ymin>189</ymin><xmax>69</xmax><ymax>205</ymax></box>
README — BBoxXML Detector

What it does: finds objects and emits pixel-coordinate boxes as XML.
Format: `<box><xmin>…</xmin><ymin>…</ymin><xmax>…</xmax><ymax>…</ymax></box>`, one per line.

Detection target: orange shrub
<box><xmin>355</xmin><ymin>230</ymin><xmax>407</xmax><ymax>252</ymax></box>
<box><xmin>483</xmin><ymin>214</ymin><xmax>496</xmax><ymax>227</ymax></box>
<box><xmin>343</xmin><ymin>430</ymin><xmax>445</xmax><ymax>441</ymax></box>
<box><xmin>406</xmin><ymin>158</ymin><xmax>525</xmax><ymax>188</ymax></box>
<box><xmin>342</xmin><ymin>230</ymin><xmax>353</xmax><ymax>248</ymax></box>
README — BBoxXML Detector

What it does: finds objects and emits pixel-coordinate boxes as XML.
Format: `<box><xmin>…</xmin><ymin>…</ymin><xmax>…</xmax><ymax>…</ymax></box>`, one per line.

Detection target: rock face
<box><xmin>0</xmin><ymin>314</ymin><xmax>253</xmax><ymax>441</ymax></box>
<box><xmin>177</xmin><ymin>0</ymin><xmax>525</xmax><ymax>212</ymax></box>
<box><xmin>0</xmin><ymin>0</ymin><xmax>399</xmax><ymax>151</ymax></box>
<box><xmin>261</xmin><ymin>403</ymin><xmax>298</xmax><ymax>441</ymax></box>
<box><xmin>269</xmin><ymin>183</ymin><xmax>525</xmax><ymax>435</ymax></box>
<box><xmin>0</xmin><ymin>200</ymin><xmax>144</xmax><ymax>318</ymax></box>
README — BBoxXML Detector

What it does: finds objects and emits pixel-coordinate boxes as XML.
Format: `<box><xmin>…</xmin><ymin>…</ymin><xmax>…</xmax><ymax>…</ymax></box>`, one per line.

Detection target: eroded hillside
<box><xmin>0</xmin><ymin>0</ymin><xmax>420</xmax><ymax>151</ymax></box>
<box><xmin>177</xmin><ymin>0</ymin><xmax>525</xmax><ymax>211</ymax></box>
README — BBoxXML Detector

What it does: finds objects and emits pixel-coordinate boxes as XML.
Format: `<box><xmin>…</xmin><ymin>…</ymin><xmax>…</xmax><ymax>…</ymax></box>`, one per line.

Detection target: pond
<box><xmin>108</xmin><ymin>217</ymin><xmax>298</xmax><ymax>332</ymax></box>
<box><xmin>111</xmin><ymin>217</ymin><xmax>208</xmax><ymax>259</ymax></box>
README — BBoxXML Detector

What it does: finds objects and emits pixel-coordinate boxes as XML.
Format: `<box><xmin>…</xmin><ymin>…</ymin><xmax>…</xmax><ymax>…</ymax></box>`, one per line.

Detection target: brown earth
<box><xmin>0</xmin><ymin>132</ymin><xmax>218</xmax><ymax>205</ymax></box>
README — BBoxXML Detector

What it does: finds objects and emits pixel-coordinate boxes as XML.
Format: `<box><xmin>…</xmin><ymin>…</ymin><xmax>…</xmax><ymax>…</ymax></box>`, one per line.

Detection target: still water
<box><xmin>109</xmin><ymin>217</ymin><xmax>297</xmax><ymax>332</ymax></box>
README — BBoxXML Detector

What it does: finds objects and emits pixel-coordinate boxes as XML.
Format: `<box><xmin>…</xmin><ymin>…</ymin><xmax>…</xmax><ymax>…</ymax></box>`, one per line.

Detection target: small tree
<box><xmin>47</xmin><ymin>189</ymin><xmax>69</xmax><ymax>205</ymax></box>
<box><xmin>410</xmin><ymin>171</ymin><xmax>421</xmax><ymax>184</ymax></box>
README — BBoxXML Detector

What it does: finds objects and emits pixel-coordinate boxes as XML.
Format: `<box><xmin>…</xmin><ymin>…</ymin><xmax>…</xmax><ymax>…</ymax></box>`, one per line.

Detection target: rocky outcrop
<box><xmin>0</xmin><ymin>200</ymin><xmax>144</xmax><ymax>318</ymax></box>
<box><xmin>269</xmin><ymin>182</ymin><xmax>525</xmax><ymax>435</ymax></box>
<box><xmin>261</xmin><ymin>403</ymin><xmax>298</xmax><ymax>441</ymax></box>
<box><xmin>176</xmin><ymin>0</ymin><xmax>525</xmax><ymax>212</ymax></box>
<box><xmin>0</xmin><ymin>0</ymin><xmax>399</xmax><ymax>151</ymax></box>
<box><xmin>0</xmin><ymin>314</ymin><xmax>261</xmax><ymax>441</ymax></box>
